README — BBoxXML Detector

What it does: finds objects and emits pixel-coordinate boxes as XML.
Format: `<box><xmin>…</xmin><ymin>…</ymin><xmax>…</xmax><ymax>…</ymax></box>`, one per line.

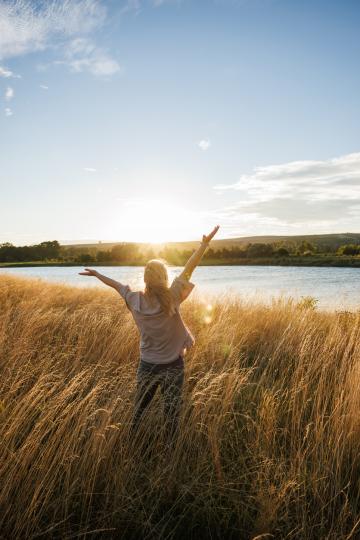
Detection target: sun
<box><xmin>108</xmin><ymin>198</ymin><xmax>202</xmax><ymax>243</ymax></box>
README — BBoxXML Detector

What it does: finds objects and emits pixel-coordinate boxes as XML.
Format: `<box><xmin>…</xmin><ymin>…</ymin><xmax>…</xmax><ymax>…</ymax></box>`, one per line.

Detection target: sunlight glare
<box><xmin>109</xmin><ymin>198</ymin><xmax>203</xmax><ymax>243</ymax></box>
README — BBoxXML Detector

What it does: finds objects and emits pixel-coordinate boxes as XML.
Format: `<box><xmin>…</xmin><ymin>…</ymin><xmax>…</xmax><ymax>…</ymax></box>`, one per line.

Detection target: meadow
<box><xmin>0</xmin><ymin>274</ymin><xmax>360</xmax><ymax>539</ymax></box>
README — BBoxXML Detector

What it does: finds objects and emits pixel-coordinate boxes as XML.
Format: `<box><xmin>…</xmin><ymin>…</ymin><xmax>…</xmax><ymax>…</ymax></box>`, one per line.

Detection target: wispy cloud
<box><xmin>39</xmin><ymin>84</ymin><xmax>48</xmax><ymax>90</ymax></box>
<box><xmin>0</xmin><ymin>0</ymin><xmax>182</xmax><ymax>77</ymax></box>
<box><xmin>0</xmin><ymin>0</ymin><xmax>106</xmax><ymax>59</ymax></box>
<box><xmin>83</xmin><ymin>167</ymin><xmax>97</xmax><ymax>172</ymax></box>
<box><xmin>58</xmin><ymin>37</ymin><xmax>120</xmax><ymax>76</ymax></box>
<box><xmin>198</xmin><ymin>139</ymin><xmax>211</xmax><ymax>151</ymax></box>
<box><xmin>214</xmin><ymin>152</ymin><xmax>360</xmax><ymax>201</ymax></box>
<box><xmin>0</xmin><ymin>65</ymin><xmax>20</xmax><ymax>78</ymax></box>
<box><xmin>0</xmin><ymin>0</ymin><xmax>119</xmax><ymax>78</ymax></box>
<box><xmin>4</xmin><ymin>107</ymin><xmax>13</xmax><ymax>117</ymax></box>
<box><xmin>212</xmin><ymin>152</ymin><xmax>360</xmax><ymax>234</ymax></box>
<box><xmin>5</xmin><ymin>86</ymin><xmax>14</xmax><ymax>101</ymax></box>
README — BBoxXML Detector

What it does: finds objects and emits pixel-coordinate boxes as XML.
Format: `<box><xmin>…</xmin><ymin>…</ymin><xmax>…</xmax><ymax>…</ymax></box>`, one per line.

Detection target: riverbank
<box><xmin>0</xmin><ymin>274</ymin><xmax>359</xmax><ymax>539</ymax></box>
<box><xmin>1</xmin><ymin>255</ymin><xmax>360</xmax><ymax>267</ymax></box>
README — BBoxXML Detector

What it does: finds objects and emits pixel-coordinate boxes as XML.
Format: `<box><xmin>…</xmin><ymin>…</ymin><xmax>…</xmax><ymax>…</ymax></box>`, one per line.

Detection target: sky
<box><xmin>1</xmin><ymin>0</ymin><xmax>360</xmax><ymax>245</ymax></box>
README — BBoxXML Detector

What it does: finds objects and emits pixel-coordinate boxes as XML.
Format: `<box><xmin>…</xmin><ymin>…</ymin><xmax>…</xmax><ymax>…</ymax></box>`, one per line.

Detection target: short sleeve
<box><xmin>170</xmin><ymin>276</ymin><xmax>195</xmax><ymax>306</ymax></box>
<box><xmin>117</xmin><ymin>284</ymin><xmax>139</xmax><ymax>311</ymax></box>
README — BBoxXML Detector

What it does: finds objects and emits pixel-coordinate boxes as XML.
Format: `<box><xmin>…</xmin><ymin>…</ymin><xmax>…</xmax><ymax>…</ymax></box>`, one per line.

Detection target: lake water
<box><xmin>1</xmin><ymin>265</ymin><xmax>360</xmax><ymax>311</ymax></box>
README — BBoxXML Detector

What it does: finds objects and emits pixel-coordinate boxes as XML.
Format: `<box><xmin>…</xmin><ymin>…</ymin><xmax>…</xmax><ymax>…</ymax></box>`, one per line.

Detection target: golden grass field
<box><xmin>0</xmin><ymin>274</ymin><xmax>360</xmax><ymax>539</ymax></box>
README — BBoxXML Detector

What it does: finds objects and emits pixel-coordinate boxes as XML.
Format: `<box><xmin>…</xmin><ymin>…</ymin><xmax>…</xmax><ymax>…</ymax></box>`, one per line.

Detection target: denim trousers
<box><xmin>130</xmin><ymin>355</ymin><xmax>184</xmax><ymax>447</ymax></box>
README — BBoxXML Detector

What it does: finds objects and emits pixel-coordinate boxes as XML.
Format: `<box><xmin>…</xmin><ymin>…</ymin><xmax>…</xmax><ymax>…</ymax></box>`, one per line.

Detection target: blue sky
<box><xmin>1</xmin><ymin>0</ymin><xmax>360</xmax><ymax>245</ymax></box>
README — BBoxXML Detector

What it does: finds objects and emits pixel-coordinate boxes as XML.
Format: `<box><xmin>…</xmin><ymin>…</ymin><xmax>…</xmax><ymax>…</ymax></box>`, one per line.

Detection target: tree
<box><xmin>110</xmin><ymin>243</ymin><xmax>139</xmax><ymax>262</ymax></box>
<box><xmin>337</xmin><ymin>244</ymin><xmax>360</xmax><ymax>256</ymax></box>
<box><xmin>247</xmin><ymin>243</ymin><xmax>274</xmax><ymax>258</ymax></box>
<box><xmin>78</xmin><ymin>253</ymin><xmax>93</xmax><ymax>264</ymax></box>
<box><xmin>38</xmin><ymin>240</ymin><xmax>61</xmax><ymax>259</ymax></box>
<box><xmin>97</xmin><ymin>250</ymin><xmax>111</xmax><ymax>262</ymax></box>
<box><xmin>297</xmin><ymin>240</ymin><xmax>316</xmax><ymax>255</ymax></box>
<box><xmin>276</xmin><ymin>247</ymin><xmax>289</xmax><ymax>257</ymax></box>
<box><xmin>0</xmin><ymin>243</ymin><xmax>16</xmax><ymax>262</ymax></box>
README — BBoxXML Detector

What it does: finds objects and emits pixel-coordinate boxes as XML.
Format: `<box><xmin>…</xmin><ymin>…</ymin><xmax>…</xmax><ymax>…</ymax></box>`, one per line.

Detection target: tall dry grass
<box><xmin>0</xmin><ymin>274</ymin><xmax>360</xmax><ymax>539</ymax></box>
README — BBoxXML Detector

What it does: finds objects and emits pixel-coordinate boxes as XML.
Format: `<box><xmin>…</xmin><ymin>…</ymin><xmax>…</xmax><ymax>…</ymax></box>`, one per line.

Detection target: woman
<box><xmin>79</xmin><ymin>225</ymin><xmax>220</xmax><ymax>448</ymax></box>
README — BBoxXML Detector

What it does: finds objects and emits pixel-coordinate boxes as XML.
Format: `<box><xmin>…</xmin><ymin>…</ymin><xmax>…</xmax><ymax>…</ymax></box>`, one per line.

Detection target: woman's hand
<box><xmin>78</xmin><ymin>268</ymin><xmax>99</xmax><ymax>276</ymax></box>
<box><xmin>179</xmin><ymin>225</ymin><xmax>220</xmax><ymax>281</ymax></box>
<box><xmin>202</xmin><ymin>225</ymin><xmax>220</xmax><ymax>244</ymax></box>
<box><xmin>79</xmin><ymin>269</ymin><xmax>122</xmax><ymax>291</ymax></box>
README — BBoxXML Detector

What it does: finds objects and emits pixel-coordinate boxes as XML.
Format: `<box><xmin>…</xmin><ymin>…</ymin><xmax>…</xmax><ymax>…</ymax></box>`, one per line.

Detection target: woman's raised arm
<box><xmin>179</xmin><ymin>225</ymin><xmax>220</xmax><ymax>281</ymax></box>
<box><xmin>78</xmin><ymin>268</ymin><xmax>123</xmax><ymax>291</ymax></box>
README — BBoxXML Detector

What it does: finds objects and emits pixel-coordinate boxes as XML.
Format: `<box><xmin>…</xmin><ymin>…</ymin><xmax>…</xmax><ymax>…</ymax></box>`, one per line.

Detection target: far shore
<box><xmin>1</xmin><ymin>256</ymin><xmax>360</xmax><ymax>268</ymax></box>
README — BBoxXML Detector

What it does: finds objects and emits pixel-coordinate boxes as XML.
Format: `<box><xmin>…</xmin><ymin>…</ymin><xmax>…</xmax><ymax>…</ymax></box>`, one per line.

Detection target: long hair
<box><xmin>144</xmin><ymin>259</ymin><xmax>175</xmax><ymax>316</ymax></box>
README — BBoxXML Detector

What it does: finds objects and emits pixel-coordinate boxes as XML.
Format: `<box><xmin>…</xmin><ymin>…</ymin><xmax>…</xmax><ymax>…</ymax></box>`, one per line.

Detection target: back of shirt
<box><xmin>117</xmin><ymin>276</ymin><xmax>195</xmax><ymax>364</ymax></box>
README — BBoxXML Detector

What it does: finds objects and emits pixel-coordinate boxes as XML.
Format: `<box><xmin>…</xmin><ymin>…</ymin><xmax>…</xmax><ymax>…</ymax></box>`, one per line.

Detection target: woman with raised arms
<box><xmin>79</xmin><ymin>225</ymin><xmax>220</xmax><ymax>449</ymax></box>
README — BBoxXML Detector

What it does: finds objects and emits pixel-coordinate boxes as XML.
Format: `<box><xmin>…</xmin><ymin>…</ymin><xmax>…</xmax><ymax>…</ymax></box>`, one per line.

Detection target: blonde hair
<box><xmin>144</xmin><ymin>259</ymin><xmax>175</xmax><ymax>316</ymax></box>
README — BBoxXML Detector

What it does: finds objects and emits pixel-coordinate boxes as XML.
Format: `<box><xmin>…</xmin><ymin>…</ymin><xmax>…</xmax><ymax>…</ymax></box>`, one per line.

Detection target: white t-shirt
<box><xmin>117</xmin><ymin>276</ymin><xmax>195</xmax><ymax>364</ymax></box>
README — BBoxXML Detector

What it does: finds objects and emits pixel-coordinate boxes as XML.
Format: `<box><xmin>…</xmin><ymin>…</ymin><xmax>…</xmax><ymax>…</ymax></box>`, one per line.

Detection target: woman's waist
<box><xmin>139</xmin><ymin>354</ymin><xmax>184</xmax><ymax>370</ymax></box>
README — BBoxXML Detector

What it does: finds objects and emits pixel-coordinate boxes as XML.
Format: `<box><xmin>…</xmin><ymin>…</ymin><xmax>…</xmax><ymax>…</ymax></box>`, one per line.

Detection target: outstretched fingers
<box><xmin>78</xmin><ymin>268</ymin><xmax>95</xmax><ymax>276</ymax></box>
<box><xmin>204</xmin><ymin>225</ymin><xmax>220</xmax><ymax>243</ymax></box>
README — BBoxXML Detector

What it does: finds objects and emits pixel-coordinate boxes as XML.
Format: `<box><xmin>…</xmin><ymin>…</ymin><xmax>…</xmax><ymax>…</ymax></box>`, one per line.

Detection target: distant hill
<box><xmin>212</xmin><ymin>233</ymin><xmax>360</xmax><ymax>251</ymax></box>
<box><xmin>62</xmin><ymin>233</ymin><xmax>360</xmax><ymax>253</ymax></box>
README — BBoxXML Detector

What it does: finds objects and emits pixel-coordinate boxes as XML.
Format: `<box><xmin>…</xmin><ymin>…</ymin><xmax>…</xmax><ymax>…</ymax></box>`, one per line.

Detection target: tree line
<box><xmin>1</xmin><ymin>239</ymin><xmax>360</xmax><ymax>264</ymax></box>
<box><xmin>0</xmin><ymin>241</ymin><xmax>61</xmax><ymax>262</ymax></box>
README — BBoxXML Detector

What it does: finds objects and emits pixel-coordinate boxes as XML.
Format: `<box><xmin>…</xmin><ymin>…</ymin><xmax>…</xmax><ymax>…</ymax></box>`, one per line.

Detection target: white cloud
<box><xmin>39</xmin><ymin>84</ymin><xmax>48</xmax><ymax>90</ymax></box>
<box><xmin>0</xmin><ymin>0</ymin><xmax>106</xmax><ymax>60</ymax></box>
<box><xmin>0</xmin><ymin>0</ymin><xmax>180</xmax><ymax>77</ymax></box>
<box><xmin>5</xmin><ymin>86</ymin><xmax>14</xmax><ymax>100</ymax></box>
<box><xmin>214</xmin><ymin>152</ymin><xmax>360</xmax><ymax>201</ymax></box>
<box><xmin>198</xmin><ymin>139</ymin><xmax>211</xmax><ymax>151</ymax></box>
<box><xmin>0</xmin><ymin>65</ymin><xmax>20</xmax><ymax>78</ymax></box>
<box><xmin>4</xmin><ymin>107</ymin><xmax>13</xmax><ymax>116</ymax></box>
<box><xmin>84</xmin><ymin>167</ymin><xmax>97</xmax><ymax>172</ymax></box>
<box><xmin>58</xmin><ymin>37</ymin><xmax>120</xmax><ymax>76</ymax></box>
<box><xmin>212</xmin><ymin>152</ymin><xmax>360</xmax><ymax>234</ymax></box>
<box><xmin>0</xmin><ymin>1</ymin><xmax>119</xmax><ymax>78</ymax></box>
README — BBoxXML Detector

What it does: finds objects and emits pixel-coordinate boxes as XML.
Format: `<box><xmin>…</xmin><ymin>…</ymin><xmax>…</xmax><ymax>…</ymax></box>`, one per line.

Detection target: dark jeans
<box><xmin>130</xmin><ymin>355</ymin><xmax>184</xmax><ymax>447</ymax></box>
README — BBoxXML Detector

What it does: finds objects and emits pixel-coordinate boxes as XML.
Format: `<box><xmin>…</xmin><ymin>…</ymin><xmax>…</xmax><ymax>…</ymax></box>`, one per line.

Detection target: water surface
<box><xmin>1</xmin><ymin>265</ymin><xmax>360</xmax><ymax>310</ymax></box>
